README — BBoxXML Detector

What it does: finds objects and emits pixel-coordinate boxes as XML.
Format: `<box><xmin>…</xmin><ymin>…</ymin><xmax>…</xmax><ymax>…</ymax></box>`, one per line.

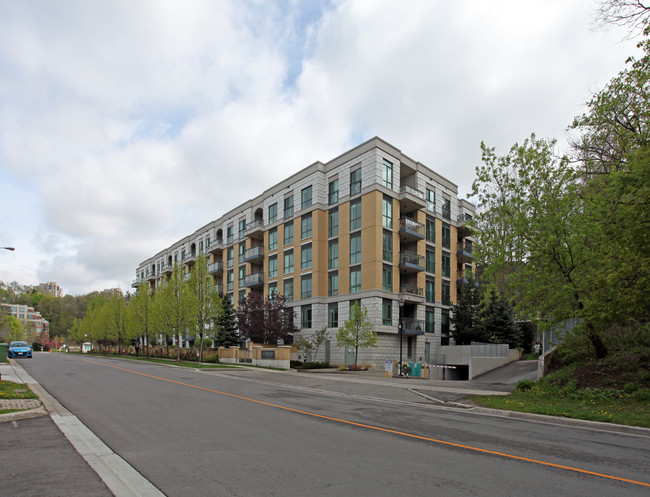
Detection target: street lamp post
<box><xmin>398</xmin><ymin>298</ymin><xmax>404</xmax><ymax>376</ymax></box>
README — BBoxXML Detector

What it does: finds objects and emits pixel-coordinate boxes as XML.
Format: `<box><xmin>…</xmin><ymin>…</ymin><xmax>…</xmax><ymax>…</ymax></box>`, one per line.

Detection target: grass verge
<box><xmin>468</xmin><ymin>380</ymin><xmax>650</xmax><ymax>428</ymax></box>
<box><xmin>0</xmin><ymin>380</ymin><xmax>39</xmax><ymax>415</ymax></box>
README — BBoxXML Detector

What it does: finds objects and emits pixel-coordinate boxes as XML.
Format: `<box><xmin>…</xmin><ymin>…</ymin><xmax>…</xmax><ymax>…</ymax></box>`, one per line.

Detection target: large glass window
<box><xmin>426</xmin><ymin>248</ymin><xmax>435</xmax><ymax>273</ymax></box>
<box><xmin>442</xmin><ymin>281</ymin><xmax>451</xmax><ymax>305</ymax></box>
<box><xmin>328</xmin><ymin>303</ymin><xmax>338</xmax><ymax>327</ymax></box>
<box><xmin>268</xmin><ymin>228</ymin><xmax>277</xmax><ymax>251</ymax></box>
<box><xmin>350</xmin><ymin>168</ymin><xmax>361</xmax><ymax>195</ymax></box>
<box><xmin>238</xmin><ymin>267</ymin><xmax>246</xmax><ymax>286</ymax></box>
<box><xmin>382</xmin><ymin>266</ymin><xmax>392</xmax><ymax>292</ymax></box>
<box><xmin>284</xmin><ymin>251</ymin><xmax>294</xmax><ymax>274</ymax></box>
<box><xmin>441</xmin><ymin>309</ymin><xmax>450</xmax><ymax>335</ymax></box>
<box><xmin>350</xmin><ymin>198</ymin><xmax>361</xmax><ymax>231</ymax></box>
<box><xmin>426</xmin><ymin>188</ymin><xmax>435</xmax><ymax>213</ymax></box>
<box><xmin>328</xmin><ymin>271</ymin><xmax>338</xmax><ymax>296</ymax></box>
<box><xmin>301</xmin><ymin>275</ymin><xmax>312</xmax><ymax>298</ymax></box>
<box><xmin>301</xmin><ymin>305</ymin><xmax>312</xmax><ymax>328</ymax></box>
<box><xmin>442</xmin><ymin>197</ymin><xmax>451</xmax><ymax>220</ymax></box>
<box><xmin>328</xmin><ymin>179</ymin><xmax>339</xmax><ymax>205</ymax></box>
<box><xmin>301</xmin><ymin>244</ymin><xmax>312</xmax><ymax>269</ymax></box>
<box><xmin>383</xmin><ymin>230</ymin><xmax>392</xmax><ymax>262</ymax></box>
<box><xmin>382</xmin><ymin>196</ymin><xmax>392</xmax><ymax>228</ymax></box>
<box><xmin>328</xmin><ymin>209</ymin><xmax>339</xmax><ymax>238</ymax></box>
<box><xmin>284</xmin><ymin>279</ymin><xmax>293</xmax><ymax>301</ymax></box>
<box><xmin>382</xmin><ymin>159</ymin><xmax>393</xmax><ymax>189</ymax></box>
<box><xmin>350</xmin><ymin>266</ymin><xmax>361</xmax><ymax>293</ymax></box>
<box><xmin>426</xmin><ymin>308</ymin><xmax>435</xmax><ymax>334</ymax></box>
<box><xmin>238</xmin><ymin>242</ymin><xmax>245</xmax><ymax>260</ymax></box>
<box><xmin>382</xmin><ymin>299</ymin><xmax>392</xmax><ymax>325</ymax></box>
<box><xmin>442</xmin><ymin>223</ymin><xmax>451</xmax><ymax>249</ymax></box>
<box><xmin>268</xmin><ymin>203</ymin><xmax>277</xmax><ymax>223</ymax></box>
<box><xmin>284</xmin><ymin>222</ymin><xmax>294</xmax><ymax>245</ymax></box>
<box><xmin>301</xmin><ymin>213</ymin><xmax>312</xmax><ymax>239</ymax></box>
<box><xmin>426</xmin><ymin>278</ymin><xmax>435</xmax><ymax>303</ymax></box>
<box><xmin>268</xmin><ymin>282</ymin><xmax>277</xmax><ymax>298</ymax></box>
<box><xmin>442</xmin><ymin>252</ymin><xmax>450</xmax><ymax>277</ymax></box>
<box><xmin>284</xmin><ymin>195</ymin><xmax>294</xmax><ymax>219</ymax></box>
<box><xmin>426</xmin><ymin>218</ymin><xmax>435</xmax><ymax>243</ymax></box>
<box><xmin>350</xmin><ymin>233</ymin><xmax>361</xmax><ymax>265</ymax></box>
<box><xmin>227</xmin><ymin>226</ymin><xmax>234</xmax><ymax>245</ymax></box>
<box><xmin>301</xmin><ymin>186</ymin><xmax>313</xmax><ymax>209</ymax></box>
<box><xmin>328</xmin><ymin>240</ymin><xmax>339</xmax><ymax>269</ymax></box>
<box><xmin>238</xmin><ymin>219</ymin><xmax>246</xmax><ymax>238</ymax></box>
<box><xmin>268</xmin><ymin>255</ymin><xmax>277</xmax><ymax>278</ymax></box>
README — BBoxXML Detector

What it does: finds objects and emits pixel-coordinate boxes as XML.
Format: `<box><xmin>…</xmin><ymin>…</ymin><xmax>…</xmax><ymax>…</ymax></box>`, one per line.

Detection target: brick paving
<box><xmin>0</xmin><ymin>398</ymin><xmax>42</xmax><ymax>410</ymax></box>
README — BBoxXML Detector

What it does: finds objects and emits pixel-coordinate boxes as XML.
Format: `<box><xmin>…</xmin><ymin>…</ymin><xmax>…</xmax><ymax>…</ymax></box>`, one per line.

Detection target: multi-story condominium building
<box><xmin>38</xmin><ymin>282</ymin><xmax>63</xmax><ymax>297</ymax></box>
<box><xmin>134</xmin><ymin>137</ymin><xmax>475</xmax><ymax>369</ymax></box>
<box><xmin>1</xmin><ymin>303</ymin><xmax>50</xmax><ymax>338</ymax></box>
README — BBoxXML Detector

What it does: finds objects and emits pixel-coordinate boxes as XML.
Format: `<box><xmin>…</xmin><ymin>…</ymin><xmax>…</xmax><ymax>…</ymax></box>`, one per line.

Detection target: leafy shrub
<box><xmin>202</xmin><ymin>355</ymin><xmax>219</xmax><ymax>363</ymax></box>
<box><xmin>624</xmin><ymin>382</ymin><xmax>639</xmax><ymax>393</ymax></box>
<box><xmin>515</xmin><ymin>379</ymin><xmax>535</xmax><ymax>391</ymax></box>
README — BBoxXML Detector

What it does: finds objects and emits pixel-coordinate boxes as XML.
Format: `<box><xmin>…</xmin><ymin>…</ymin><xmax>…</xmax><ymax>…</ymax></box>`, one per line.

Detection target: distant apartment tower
<box><xmin>1</xmin><ymin>303</ymin><xmax>50</xmax><ymax>338</ymax></box>
<box><xmin>134</xmin><ymin>137</ymin><xmax>475</xmax><ymax>368</ymax></box>
<box><xmin>38</xmin><ymin>282</ymin><xmax>63</xmax><ymax>297</ymax></box>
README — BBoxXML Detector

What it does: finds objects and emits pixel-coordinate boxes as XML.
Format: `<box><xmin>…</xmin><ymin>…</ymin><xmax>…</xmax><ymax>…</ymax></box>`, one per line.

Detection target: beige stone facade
<box><xmin>134</xmin><ymin>137</ymin><xmax>475</xmax><ymax>369</ymax></box>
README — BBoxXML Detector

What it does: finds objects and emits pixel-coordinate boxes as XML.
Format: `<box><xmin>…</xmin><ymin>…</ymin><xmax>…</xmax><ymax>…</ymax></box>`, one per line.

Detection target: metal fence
<box><xmin>470</xmin><ymin>342</ymin><xmax>509</xmax><ymax>358</ymax></box>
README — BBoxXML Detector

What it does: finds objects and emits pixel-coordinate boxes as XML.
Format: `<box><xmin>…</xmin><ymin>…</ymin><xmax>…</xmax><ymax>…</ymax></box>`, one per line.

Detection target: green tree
<box><xmin>479</xmin><ymin>290</ymin><xmax>522</xmax><ymax>348</ymax></box>
<box><xmin>188</xmin><ymin>253</ymin><xmax>222</xmax><ymax>363</ymax></box>
<box><xmin>106</xmin><ymin>292</ymin><xmax>129</xmax><ymax>354</ymax></box>
<box><xmin>450</xmin><ymin>276</ymin><xmax>483</xmax><ymax>345</ymax></box>
<box><xmin>336</xmin><ymin>302</ymin><xmax>377</xmax><ymax>368</ymax></box>
<box><xmin>214</xmin><ymin>295</ymin><xmax>239</xmax><ymax>348</ymax></box>
<box><xmin>128</xmin><ymin>285</ymin><xmax>155</xmax><ymax>356</ymax></box>
<box><xmin>152</xmin><ymin>263</ymin><xmax>193</xmax><ymax>360</ymax></box>
<box><xmin>236</xmin><ymin>293</ymin><xmax>297</xmax><ymax>345</ymax></box>
<box><xmin>0</xmin><ymin>315</ymin><xmax>25</xmax><ymax>342</ymax></box>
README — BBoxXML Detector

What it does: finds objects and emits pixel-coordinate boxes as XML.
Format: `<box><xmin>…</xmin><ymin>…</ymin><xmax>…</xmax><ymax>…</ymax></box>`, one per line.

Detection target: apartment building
<box><xmin>38</xmin><ymin>281</ymin><xmax>63</xmax><ymax>297</ymax></box>
<box><xmin>134</xmin><ymin>137</ymin><xmax>475</xmax><ymax>369</ymax></box>
<box><xmin>1</xmin><ymin>303</ymin><xmax>50</xmax><ymax>338</ymax></box>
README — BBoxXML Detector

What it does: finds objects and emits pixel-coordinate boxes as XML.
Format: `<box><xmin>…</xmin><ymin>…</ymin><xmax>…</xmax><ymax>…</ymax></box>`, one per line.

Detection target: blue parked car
<box><xmin>8</xmin><ymin>341</ymin><xmax>32</xmax><ymax>359</ymax></box>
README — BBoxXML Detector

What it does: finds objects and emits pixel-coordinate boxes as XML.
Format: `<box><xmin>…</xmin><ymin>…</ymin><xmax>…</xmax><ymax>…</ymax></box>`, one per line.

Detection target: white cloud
<box><xmin>0</xmin><ymin>0</ymin><xmax>641</xmax><ymax>295</ymax></box>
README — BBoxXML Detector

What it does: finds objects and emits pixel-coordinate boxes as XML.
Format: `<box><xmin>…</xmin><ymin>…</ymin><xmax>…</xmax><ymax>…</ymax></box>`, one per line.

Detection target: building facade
<box><xmin>38</xmin><ymin>282</ymin><xmax>63</xmax><ymax>297</ymax></box>
<box><xmin>134</xmin><ymin>137</ymin><xmax>475</xmax><ymax>369</ymax></box>
<box><xmin>1</xmin><ymin>303</ymin><xmax>50</xmax><ymax>338</ymax></box>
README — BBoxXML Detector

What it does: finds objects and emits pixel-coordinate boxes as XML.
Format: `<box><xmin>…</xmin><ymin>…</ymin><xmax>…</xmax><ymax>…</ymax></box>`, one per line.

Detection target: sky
<box><xmin>0</xmin><ymin>0</ymin><xmax>641</xmax><ymax>296</ymax></box>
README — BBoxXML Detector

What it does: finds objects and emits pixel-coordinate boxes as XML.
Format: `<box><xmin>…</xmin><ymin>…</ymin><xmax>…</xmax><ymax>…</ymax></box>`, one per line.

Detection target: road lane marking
<box><xmin>84</xmin><ymin>358</ymin><xmax>650</xmax><ymax>488</ymax></box>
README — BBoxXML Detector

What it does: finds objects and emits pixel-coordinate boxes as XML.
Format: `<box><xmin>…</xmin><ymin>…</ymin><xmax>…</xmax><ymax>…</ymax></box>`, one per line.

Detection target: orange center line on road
<box><xmin>83</xmin><ymin>358</ymin><xmax>649</xmax><ymax>488</ymax></box>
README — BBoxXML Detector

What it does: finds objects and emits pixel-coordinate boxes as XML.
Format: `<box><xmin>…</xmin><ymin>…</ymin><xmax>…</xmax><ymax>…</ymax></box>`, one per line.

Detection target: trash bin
<box><xmin>410</xmin><ymin>362</ymin><xmax>421</xmax><ymax>377</ymax></box>
<box><xmin>0</xmin><ymin>343</ymin><xmax>8</xmax><ymax>363</ymax></box>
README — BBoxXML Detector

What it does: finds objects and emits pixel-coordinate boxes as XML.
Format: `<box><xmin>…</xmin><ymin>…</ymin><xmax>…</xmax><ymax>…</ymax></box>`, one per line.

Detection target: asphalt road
<box><xmin>19</xmin><ymin>353</ymin><xmax>650</xmax><ymax>497</ymax></box>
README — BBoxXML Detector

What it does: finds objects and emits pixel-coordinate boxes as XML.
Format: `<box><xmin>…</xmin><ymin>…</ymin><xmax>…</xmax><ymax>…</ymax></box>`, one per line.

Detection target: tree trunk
<box><xmin>587</xmin><ymin>323</ymin><xmax>608</xmax><ymax>359</ymax></box>
<box><xmin>176</xmin><ymin>331</ymin><xmax>181</xmax><ymax>361</ymax></box>
<box><xmin>198</xmin><ymin>332</ymin><xmax>204</xmax><ymax>364</ymax></box>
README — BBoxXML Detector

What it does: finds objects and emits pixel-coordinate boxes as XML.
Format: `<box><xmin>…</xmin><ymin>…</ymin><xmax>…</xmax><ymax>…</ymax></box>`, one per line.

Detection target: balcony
<box><xmin>457</xmin><ymin>241</ymin><xmax>474</xmax><ymax>264</ymax></box>
<box><xmin>457</xmin><ymin>212</ymin><xmax>474</xmax><ymax>238</ymax></box>
<box><xmin>245</xmin><ymin>219</ymin><xmax>264</xmax><ymax>239</ymax></box>
<box><xmin>183</xmin><ymin>253</ymin><xmax>197</xmax><ymax>266</ymax></box>
<box><xmin>146</xmin><ymin>272</ymin><xmax>157</xmax><ymax>282</ymax></box>
<box><xmin>208</xmin><ymin>261</ymin><xmax>224</xmax><ymax>275</ymax></box>
<box><xmin>131</xmin><ymin>278</ymin><xmax>143</xmax><ymax>288</ymax></box>
<box><xmin>162</xmin><ymin>263</ymin><xmax>173</xmax><ymax>275</ymax></box>
<box><xmin>399</xmin><ymin>284</ymin><xmax>425</xmax><ymax>304</ymax></box>
<box><xmin>398</xmin><ymin>217</ymin><xmax>425</xmax><ymax>243</ymax></box>
<box><xmin>398</xmin><ymin>250</ymin><xmax>425</xmax><ymax>273</ymax></box>
<box><xmin>398</xmin><ymin>185</ymin><xmax>426</xmax><ymax>213</ymax></box>
<box><xmin>457</xmin><ymin>270</ymin><xmax>478</xmax><ymax>287</ymax></box>
<box><xmin>243</xmin><ymin>245</ymin><xmax>264</xmax><ymax>263</ymax></box>
<box><xmin>401</xmin><ymin>318</ymin><xmax>425</xmax><ymax>336</ymax></box>
<box><xmin>207</xmin><ymin>238</ymin><xmax>224</xmax><ymax>254</ymax></box>
<box><xmin>243</xmin><ymin>272</ymin><xmax>264</xmax><ymax>288</ymax></box>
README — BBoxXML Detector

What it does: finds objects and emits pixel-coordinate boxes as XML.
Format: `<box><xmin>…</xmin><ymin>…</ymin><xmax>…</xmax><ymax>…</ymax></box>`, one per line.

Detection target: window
<box><xmin>199</xmin><ymin>241</ymin><xmax>203</xmax><ymax>253</ymax></box>
<box><xmin>301</xmin><ymin>213</ymin><xmax>312</xmax><ymax>239</ymax></box>
<box><xmin>350</xmin><ymin>168</ymin><xmax>361</xmax><ymax>195</ymax></box>
<box><xmin>301</xmin><ymin>186</ymin><xmax>313</xmax><ymax>209</ymax></box>
<box><xmin>227</xmin><ymin>247</ymin><xmax>234</xmax><ymax>268</ymax></box>
<box><xmin>382</xmin><ymin>159</ymin><xmax>393</xmax><ymax>189</ymax></box>
<box><xmin>382</xmin><ymin>266</ymin><xmax>392</xmax><ymax>292</ymax></box>
<box><xmin>328</xmin><ymin>271</ymin><xmax>338</xmax><ymax>296</ymax></box>
<box><xmin>268</xmin><ymin>228</ymin><xmax>277</xmax><ymax>251</ymax></box>
<box><xmin>284</xmin><ymin>251</ymin><xmax>294</xmax><ymax>274</ymax></box>
<box><xmin>442</xmin><ymin>223</ymin><xmax>451</xmax><ymax>249</ymax></box>
<box><xmin>181</xmin><ymin>249</ymin><xmax>186</xmax><ymax>260</ymax></box>
<box><xmin>268</xmin><ymin>282</ymin><xmax>277</xmax><ymax>298</ymax></box>
<box><xmin>442</xmin><ymin>281</ymin><xmax>451</xmax><ymax>305</ymax></box>
<box><xmin>301</xmin><ymin>244</ymin><xmax>312</xmax><ymax>269</ymax></box>
<box><xmin>206</xmin><ymin>237</ymin><xmax>210</xmax><ymax>248</ymax></box>
<box><xmin>328</xmin><ymin>209</ymin><xmax>339</xmax><ymax>238</ymax></box>
<box><xmin>268</xmin><ymin>255</ymin><xmax>277</xmax><ymax>278</ymax></box>
<box><xmin>350</xmin><ymin>266</ymin><xmax>361</xmax><ymax>293</ymax></box>
<box><xmin>442</xmin><ymin>253</ymin><xmax>450</xmax><ymax>277</ymax></box>
<box><xmin>284</xmin><ymin>195</ymin><xmax>294</xmax><ymax>219</ymax></box>
<box><xmin>382</xmin><ymin>299</ymin><xmax>392</xmax><ymax>325</ymax></box>
<box><xmin>238</xmin><ymin>267</ymin><xmax>246</xmax><ymax>286</ymax></box>
<box><xmin>442</xmin><ymin>197</ymin><xmax>451</xmax><ymax>220</ymax></box>
<box><xmin>284</xmin><ymin>279</ymin><xmax>294</xmax><ymax>301</ymax></box>
<box><xmin>239</xmin><ymin>242</ymin><xmax>245</xmax><ymax>261</ymax></box>
<box><xmin>426</xmin><ymin>248</ymin><xmax>435</xmax><ymax>273</ymax></box>
<box><xmin>382</xmin><ymin>196</ymin><xmax>392</xmax><ymax>228</ymax></box>
<box><xmin>426</xmin><ymin>218</ymin><xmax>435</xmax><ymax>243</ymax></box>
<box><xmin>426</xmin><ymin>278</ymin><xmax>435</xmax><ymax>303</ymax></box>
<box><xmin>328</xmin><ymin>240</ymin><xmax>339</xmax><ymax>269</ymax></box>
<box><xmin>301</xmin><ymin>275</ymin><xmax>312</xmax><ymax>298</ymax></box>
<box><xmin>426</xmin><ymin>188</ymin><xmax>435</xmax><ymax>213</ymax></box>
<box><xmin>284</xmin><ymin>222</ymin><xmax>294</xmax><ymax>245</ymax></box>
<box><xmin>268</xmin><ymin>203</ymin><xmax>277</xmax><ymax>224</ymax></box>
<box><xmin>227</xmin><ymin>226</ymin><xmax>234</xmax><ymax>245</ymax></box>
<box><xmin>426</xmin><ymin>308</ymin><xmax>435</xmax><ymax>334</ymax></box>
<box><xmin>441</xmin><ymin>309</ymin><xmax>450</xmax><ymax>335</ymax></box>
<box><xmin>227</xmin><ymin>270</ymin><xmax>234</xmax><ymax>291</ymax></box>
<box><xmin>350</xmin><ymin>199</ymin><xmax>361</xmax><ymax>231</ymax></box>
<box><xmin>350</xmin><ymin>233</ymin><xmax>361</xmax><ymax>265</ymax></box>
<box><xmin>239</xmin><ymin>289</ymin><xmax>246</xmax><ymax>304</ymax></box>
<box><xmin>301</xmin><ymin>305</ymin><xmax>312</xmax><ymax>328</ymax></box>
<box><xmin>238</xmin><ymin>219</ymin><xmax>246</xmax><ymax>238</ymax></box>
<box><xmin>328</xmin><ymin>178</ymin><xmax>339</xmax><ymax>205</ymax></box>
<box><xmin>383</xmin><ymin>230</ymin><xmax>392</xmax><ymax>262</ymax></box>
<box><xmin>328</xmin><ymin>303</ymin><xmax>338</xmax><ymax>327</ymax></box>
